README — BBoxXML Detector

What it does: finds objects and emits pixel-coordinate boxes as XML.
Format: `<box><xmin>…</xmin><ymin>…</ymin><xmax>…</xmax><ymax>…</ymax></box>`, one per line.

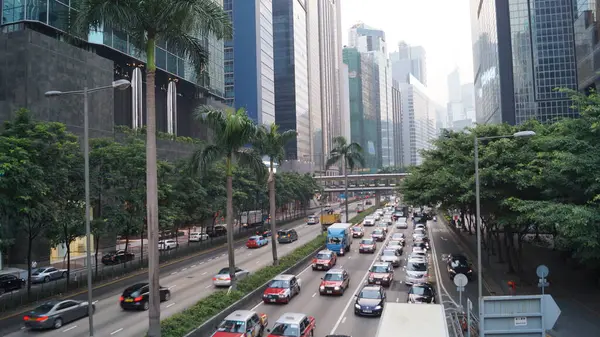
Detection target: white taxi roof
<box><xmin>224</xmin><ymin>310</ymin><xmax>256</xmax><ymax>321</ymax></box>
<box><xmin>276</xmin><ymin>312</ymin><xmax>306</xmax><ymax>324</ymax></box>
<box><xmin>273</xmin><ymin>274</ymin><xmax>295</xmax><ymax>281</ymax></box>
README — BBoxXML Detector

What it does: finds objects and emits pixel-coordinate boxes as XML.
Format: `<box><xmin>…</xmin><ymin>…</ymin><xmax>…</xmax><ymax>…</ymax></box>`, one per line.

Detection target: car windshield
<box><xmin>352</xmin><ymin>227</ymin><xmax>362</xmax><ymax>231</ymax></box>
<box><xmin>370</xmin><ymin>265</ymin><xmax>389</xmax><ymax>273</ymax></box>
<box><xmin>451</xmin><ymin>259</ymin><xmax>469</xmax><ymax>268</ymax></box>
<box><xmin>382</xmin><ymin>250</ymin><xmax>396</xmax><ymax>256</ymax></box>
<box><xmin>324</xmin><ymin>273</ymin><xmax>344</xmax><ymax>281</ymax></box>
<box><xmin>388</xmin><ymin>241</ymin><xmax>401</xmax><ymax>246</ymax></box>
<box><xmin>32</xmin><ymin>303</ymin><xmax>55</xmax><ymax>313</ymax></box>
<box><xmin>316</xmin><ymin>253</ymin><xmax>332</xmax><ymax>259</ymax></box>
<box><xmin>269</xmin><ymin>323</ymin><xmax>300</xmax><ymax>336</ymax></box>
<box><xmin>217</xmin><ymin>268</ymin><xmax>230</xmax><ymax>275</ymax></box>
<box><xmin>359</xmin><ymin>289</ymin><xmax>381</xmax><ymax>299</ymax></box>
<box><xmin>217</xmin><ymin>320</ymin><xmax>245</xmax><ymax>333</ymax></box>
<box><xmin>410</xmin><ymin>286</ymin><xmax>433</xmax><ymax>296</ymax></box>
<box><xmin>32</xmin><ymin>268</ymin><xmax>46</xmax><ymax>275</ymax></box>
<box><xmin>248</xmin><ymin>237</ymin><xmax>257</xmax><ymax>241</ymax></box>
<box><xmin>361</xmin><ymin>239</ymin><xmax>374</xmax><ymax>245</ymax></box>
<box><xmin>407</xmin><ymin>262</ymin><xmax>427</xmax><ymax>272</ymax></box>
<box><xmin>268</xmin><ymin>280</ymin><xmax>290</xmax><ymax>288</ymax></box>
<box><xmin>373</xmin><ymin>229</ymin><xmax>383</xmax><ymax>234</ymax></box>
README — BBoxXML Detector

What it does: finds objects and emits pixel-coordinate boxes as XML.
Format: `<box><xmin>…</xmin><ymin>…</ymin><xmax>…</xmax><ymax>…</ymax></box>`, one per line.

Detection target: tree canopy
<box><xmin>400</xmin><ymin>89</ymin><xmax>600</xmax><ymax>272</ymax></box>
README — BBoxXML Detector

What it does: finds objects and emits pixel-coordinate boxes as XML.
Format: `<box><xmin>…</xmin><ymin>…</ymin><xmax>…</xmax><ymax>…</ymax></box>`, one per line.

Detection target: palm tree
<box><xmin>72</xmin><ymin>2</ymin><xmax>232</xmax><ymax>335</ymax></box>
<box><xmin>191</xmin><ymin>107</ymin><xmax>266</xmax><ymax>285</ymax></box>
<box><xmin>254</xmin><ymin>124</ymin><xmax>297</xmax><ymax>266</ymax></box>
<box><xmin>326</xmin><ymin>136</ymin><xmax>366</xmax><ymax>220</ymax></box>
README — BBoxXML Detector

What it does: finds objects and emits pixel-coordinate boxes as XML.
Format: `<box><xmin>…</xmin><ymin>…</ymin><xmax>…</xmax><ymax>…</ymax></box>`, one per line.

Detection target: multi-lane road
<box><xmin>4</xmin><ymin>200</ymin><xmax>368</xmax><ymax>337</ymax></box>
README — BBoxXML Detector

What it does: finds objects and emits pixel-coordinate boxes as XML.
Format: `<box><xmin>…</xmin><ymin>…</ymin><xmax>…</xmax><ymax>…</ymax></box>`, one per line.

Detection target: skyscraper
<box><xmin>470</xmin><ymin>0</ymin><xmax>578</xmax><ymax>125</ymax></box>
<box><xmin>223</xmin><ymin>0</ymin><xmax>276</xmax><ymax>125</ymax></box>
<box><xmin>347</xmin><ymin>23</ymin><xmax>394</xmax><ymax>168</ymax></box>
<box><xmin>273</xmin><ymin>0</ymin><xmax>310</xmax><ymax>161</ymax></box>
<box><xmin>391</xmin><ymin>80</ymin><xmax>403</xmax><ymax>167</ymax></box>
<box><xmin>306</xmin><ymin>0</ymin><xmax>323</xmax><ymax>171</ymax></box>
<box><xmin>390</xmin><ymin>41</ymin><xmax>427</xmax><ymax>85</ymax></box>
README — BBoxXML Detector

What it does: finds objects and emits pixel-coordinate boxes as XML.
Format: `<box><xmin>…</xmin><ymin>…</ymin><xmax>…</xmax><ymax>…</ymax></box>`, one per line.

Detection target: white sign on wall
<box><xmin>514</xmin><ymin>317</ymin><xmax>528</xmax><ymax>326</ymax></box>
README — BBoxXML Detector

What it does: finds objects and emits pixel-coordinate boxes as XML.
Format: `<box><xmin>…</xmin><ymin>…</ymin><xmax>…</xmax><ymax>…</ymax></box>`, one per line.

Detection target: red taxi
<box><xmin>367</xmin><ymin>262</ymin><xmax>394</xmax><ymax>287</ymax></box>
<box><xmin>311</xmin><ymin>250</ymin><xmax>337</xmax><ymax>270</ymax></box>
<box><xmin>267</xmin><ymin>313</ymin><xmax>316</xmax><ymax>337</ymax></box>
<box><xmin>211</xmin><ymin>310</ymin><xmax>268</xmax><ymax>337</ymax></box>
<box><xmin>351</xmin><ymin>226</ymin><xmax>364</xmax><ymax>238</ymax></box>
<box><xmin>262</xmin><ymin>274</ymin><xmax>302</xmax><ymax>304</ymax></box>
<box><xmin>246</xmin><ymin>235</ymin><xmax>268</xmax><ymax>248</ymax></box>
<box><xmin>319</xmin><ymin>268</ymin><xmax>350</xmax><ymax>296</ymax></box>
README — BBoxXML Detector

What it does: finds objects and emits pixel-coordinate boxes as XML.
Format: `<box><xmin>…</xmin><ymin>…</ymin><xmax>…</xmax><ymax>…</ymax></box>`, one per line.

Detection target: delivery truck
<box><xmin>241</xmin><ymin>210</ymin><xmax>263</xmax><ymax>227</ymax></box>
<box><xmin>375</xmin><ymin>303</ymin><xmax>449</xmax><ymax>337</ymax></box>
<box><xmin>326</xmin><ymin>223</ymin><xmax>352</xmax><ymax>255</ymax></box>
<box><xmin>320</xmin><ymin>209</ymin><xmax>342</xmax><ymax>231</ymax></box>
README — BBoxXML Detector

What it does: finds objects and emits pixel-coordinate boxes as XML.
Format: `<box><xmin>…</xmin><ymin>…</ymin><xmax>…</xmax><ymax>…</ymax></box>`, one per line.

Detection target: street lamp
<box><xmin>45</xmin><ymin>79</ymin><xmax>131</xmax><ymax>337</ymax></box>
<box><xmin>474</xmin><ymin>130</ymin><xmax>535</xmax><ymax>334</ymax></box>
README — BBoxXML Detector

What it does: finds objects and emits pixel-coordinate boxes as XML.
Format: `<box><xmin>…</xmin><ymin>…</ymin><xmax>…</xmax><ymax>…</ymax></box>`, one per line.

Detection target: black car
<box><xmin>354</xmin><ymin>285</ymin><xmax>386</xmax><ymax>316</ymax></box>
<box><xmin>0</xmin><ymin>274</ymin><xmax>25</xmax><ymax>295</ymax></box>
<box><xmin>408</xmin><ymin>283</ymin><xmax>437</xmax><ymax>304</ymax></box>
<box><xmin>257</xmin><ymin>227</ymin><xmax>272</xmax><ymax>237</ymax></box>
<box><xmin>101</xmin><ymin>250</ymin><xmax>135</xmax><ymax>265</ymax></box>
<box><xmin>119</xmin><ymin>282</ymin><xmax>171</xmax><ymax>310</ymax></box>
<box><xmin>277</xmin><ymin>229</ymin><xmax>298</xmax><ymax>243</ymax></box>
<box><xmin>447</xmin><ymin>254</ymin><xmax>474</xmax><ymax>280</ymax></box>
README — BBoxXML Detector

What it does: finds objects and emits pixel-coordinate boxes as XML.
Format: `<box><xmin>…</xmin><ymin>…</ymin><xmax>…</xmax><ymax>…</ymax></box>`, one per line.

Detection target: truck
<box><xmin>241</xmin><ymin>210</ymin><xmax>263</xmax><ymax>227</ymax></box>
<box><xmin>326</xmin><ymin>223</ymin><xmax>353</xmax><ymax>255</ymax></box>
<box><xmin>375</xmin><ymin>303</ymin><xmax>449</xmax><ymax>337</ymax></box>
<box><xmin>320</xmin><ymin>209</ymin><xmax>342</xmax><ymax>231</ymax></box>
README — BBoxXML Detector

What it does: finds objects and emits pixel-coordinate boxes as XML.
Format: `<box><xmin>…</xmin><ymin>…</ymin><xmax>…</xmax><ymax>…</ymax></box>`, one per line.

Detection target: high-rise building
<box><xmin>343</xmin><ymin>48</ymin><xmax>379</xmax><ymax>171</ymax></box>
<box><xmin>340</xmin><ymin>63</ymin><xmax>352</xmax><ymax>141</ymax></box>
<box><xmin>223</xmin><ymin>0</ymin><xmax>275</xmax><ymax>125</ymax></box>
<box><xmin>391</xmin><ymin>80</ymin><xmax>403</xmax><ymax>167</ymax></box>
<box><xmin>446</xmin><ymin>67</ymin><xmax>463</xmax><ymax>125</ymax></box>
<box><xmin>390</xmin><ymin>41</ymin><xmax>427</xmax><ymax>85</ymax></box>
<box><xmin>273</xmin><ymin>0</ymin><xmax>310</xmax><ymax>161</ymax></box>
<box><xmin>347</xmin><ymin>23</ymin><xmax>394</xmax><ymax>168</ymax></box>
<box><xmin>400</xmin><ymin>75</ymin><xmax>436</xmax><ymax>166</ymax></box>
<box><xmin>573</xmin><ymin>2</ymin><xmax>600</xmax><ymax>91</ymax></box>
<box><xmin>470</xmin><ymin>0</ymin><xmax>578</xmax><ymax>125</ymax></box>
<box><xmin>305</xmin><ymin>0</ymin><xmax>323</xmax><ymax>171</ymax></box>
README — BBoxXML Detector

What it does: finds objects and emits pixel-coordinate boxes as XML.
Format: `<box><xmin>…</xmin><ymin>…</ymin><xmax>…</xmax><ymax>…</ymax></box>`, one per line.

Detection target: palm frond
<box><xmin>190</xmin><ymin>144</ymin><xmax>223</xmax><ymax>175</ymax></box>
<box><xmin>236</xmin><ymin>148</ymin><xmax>267</xmax><ymax>178</ymax></box>
<box><xmin>347</xmin><ymin>141</ymin><xmax>363</xmax><ymax>153</ymax></box>
<box><xmin>72</xmin><ymin>0</ymin><xmax>139</xmax><ymax>39</ymax></box>
<box><xmin>326</xmin><ymin>155</ymin><xmax>342</xmax><ymax>169</ymax></box>
<box><xmin>280</xmin><ymin>129</ymin><xmax>298</xmax><ymax>145</ymax></box>
<box><xmin>331</xmin><ymin>136</ymin><xmax>348</xmax><ymax>149</ymax></box>
<box><xmin>347</xmin><ymin>152</ymin><xmax>366</xmax><ymax>168</ymax></box>
<box><xmin>163</xmin><ymin>32</ymin><xmax>209</xmax><ymax>75</ymax></box>
<box><xmin>194</xmin><ymin>106</ymin><xmax>227</xmax><ymax>134</ymax></box>
<box><xmin>185</xmin><ymin>0</ymin><xmax>234</xmax><ymax>40</ymax></box>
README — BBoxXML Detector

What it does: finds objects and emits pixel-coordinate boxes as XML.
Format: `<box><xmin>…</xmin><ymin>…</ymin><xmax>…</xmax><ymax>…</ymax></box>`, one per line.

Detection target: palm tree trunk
<box><xmin>145</xmin><ymin>37</ymin><xmax>161</xmax><ymax>337</ymax></box>
<box><xmin>269</xmin><ymin>161</ymin><xmax>278</xmax><ymax>265</ymax></box>
<box><xmin>226</xmin><ymin>161</ymin><xmax>236</xmax><ymax>287</ymax></box>
<box><xmin>344</xmin><ymin>156</ymin><xmax>349</xmax><ymax>222</ymax></box>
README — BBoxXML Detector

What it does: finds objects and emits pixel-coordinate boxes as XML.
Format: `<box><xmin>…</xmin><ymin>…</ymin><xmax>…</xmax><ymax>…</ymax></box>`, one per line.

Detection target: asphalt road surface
<box><xmin>5</xmin><ymin>200</ymin><xmax>368</xmax><ymax>337</ymax></box>
<box><xmin>238</xmin><ymin>211</ymin><xmax>433</xmax><ymax>337</ymax></box>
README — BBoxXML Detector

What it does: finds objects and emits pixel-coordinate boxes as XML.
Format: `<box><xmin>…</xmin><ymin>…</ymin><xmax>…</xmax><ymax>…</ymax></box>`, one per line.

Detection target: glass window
<box><xmin>49</xmin><ymin>0</ymin><xmax>69</xmax><ymax>31</ymax></box>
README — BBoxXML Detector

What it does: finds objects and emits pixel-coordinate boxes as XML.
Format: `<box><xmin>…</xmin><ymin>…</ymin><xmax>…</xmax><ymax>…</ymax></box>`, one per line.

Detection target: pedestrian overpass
<box><xmin>314</xmin><ymin>173</ymin><xmax>409</xmax><ymax>192</ymax></box>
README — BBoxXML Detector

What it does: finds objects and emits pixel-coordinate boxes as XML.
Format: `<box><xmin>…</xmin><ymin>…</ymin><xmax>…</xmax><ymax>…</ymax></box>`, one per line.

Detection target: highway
<box><xmin>5</xmin><ymin>200</ymin><xmax>368</xmax><ymax>337</ymax></box>
<box><xmin>237</xmin><ymin>212</ymin><xmax>437</xmax><ymax>337</ymax></box>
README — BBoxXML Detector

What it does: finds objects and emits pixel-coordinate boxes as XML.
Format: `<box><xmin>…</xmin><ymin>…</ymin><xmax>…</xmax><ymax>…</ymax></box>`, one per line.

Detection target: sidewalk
<box><xmin>439</xmin><ymin>213</ymin><xmax>600</xmax><ymax>337</ymax></box>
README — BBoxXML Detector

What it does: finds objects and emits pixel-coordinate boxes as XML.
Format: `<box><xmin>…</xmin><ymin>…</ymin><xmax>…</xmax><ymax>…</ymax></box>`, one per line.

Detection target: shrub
<box><xmin>160</xmin><ymin>207</ymin><xmax>376</xmax><ymax>337</ymax></box>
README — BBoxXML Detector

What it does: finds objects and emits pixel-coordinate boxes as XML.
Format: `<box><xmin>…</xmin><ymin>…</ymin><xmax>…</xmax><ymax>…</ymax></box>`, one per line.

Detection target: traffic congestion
<box><xmin>212</xmin><ymin>199</ymin><xmax>444</xmax><ymax>337</ymax></box>
<box><xmin>4</xmin><ymin>200</ymin><xmax>368</xmax><ymax>337</ymax></box>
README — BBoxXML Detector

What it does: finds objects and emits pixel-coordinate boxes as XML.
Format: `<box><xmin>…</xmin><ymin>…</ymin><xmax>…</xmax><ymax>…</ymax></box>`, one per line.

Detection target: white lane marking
<box><xmin>396</xmin><ymin>298</ymin><xmax>399</xmax><ymax>302</ymax></box>
<box><xmin>202</xmin><ymin>272</ymin><xmax>207</xmax><ymax>275</ymax></box>
<box><xmin>251</xmin><ymin>300</ymin><xmax>263</xmax><ymax>310</ymax></box>
<box><xmin>247</xmin><ymin>253</ymin><xmax>252</xmax><ymax>256</ymax></box>
<box><xmin>166</xmin><ymin>303</ymin><xmax>175</xmax><ymax>308</ymax></box>
<box><xmin>312</xmin><ymin>293</ymin><xmax>317</xmax><ymax>298</ymax></box>
<box><xmin>199</xmin><ymin>261</ymin><xmax>205</xmax><ymax>265</ymax></box>
<box><xmin>168</xmin><ymin>285</ymin><xmax>177</xmax><ymax>290</ymax></box>
<box><xmin>110</xmin><ymin>328</ymin><xmax>123</xmax><ymax>335</ymax></box>
<box><xmin>182</xmin><ymin>268</ymin><xmax>188</xmax><ymax>271</ymax></box>
<box><xmin>92</xmin><ymin>300</ymin><xmax>98</xmax><ymax>304</ymax></box>
<box><xmin>221</xmin><ymin>254</ymin><xmax>227</xmax><ymax>258</ymax></box>
<box><xmin>256</xmin><ymin>261</ymin><xmax>260</xmax><ymax>264</ymax></box>
<box><xmin>429</xmin><ymin>221</ymin><xmax>459</xmax><ymax>307</ymax></box>
<box><xmin>330</xmin><ymin>234</ymin><xmax>390</xmax><ymax>334</ymax></box>
<box><xmin>191</xmin><ymin>264</ymin><xmax>197</xmax><ymax>267</ymax></box>
<box><xmin>441</xmin><ymin>236</ymin><xmax>448</xmax><ymax>241</ymax></box>
<box><xmin>170</xmin><ymin>272</ymin><xmax>178</xmax><ymax>275</ymax></box>
<box><xmin>20</xmin><ymin>327</ymin><xmax>25</xmax><ymax>330</ymax></box>
<box><xmin>62</xmin><ymin>326</ymin><xmax>77</xmax><ymax>332</ymax></box>
<box><xmin>205</xmin><ymin>285</ymin><xmax>212</xmax><ymax>289</ymax></box>
<box><xmin>348</xmin><ymin>256</ymin><xmax>352</xmax><ymax>259</ymax></box>
<box><xmin>341</xmin><ymin>317</ymin><xmax>347</xmax><ymax>324</ymax></box>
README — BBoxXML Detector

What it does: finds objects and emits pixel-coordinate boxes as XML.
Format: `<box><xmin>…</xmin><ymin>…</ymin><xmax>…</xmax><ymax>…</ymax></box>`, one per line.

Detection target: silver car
<box><xmin>213</xmin><ymin>267</ymin><xmax>250</xmax><ymax>287</ymax></box>
<box><xmin>23</xmin><ymin>300</ymin><xmax>94</xmax><ymax>329</ymax></box>
<box><xmin>386</xmin><ymin>241</ymin><xmax>404</xmax><ymax>255</ymax></box>
<box><xmin>405</xmin><ymin>260</ymin><xmax>429</xmax><ymax>285</ymax></box>
<box><xmin>380</xmin><ymin>249</ymin><xmax>400</xmax><ymax>267</ymax></box>
<box><xmin>395</xmin><ymin>218</ymin><xmax>408</xmax><ymax>229</ymax></box>
<box><xmin>30</xmin><ymin>267</ymin><xmax>67</xmax><ymax>284</ymax></box>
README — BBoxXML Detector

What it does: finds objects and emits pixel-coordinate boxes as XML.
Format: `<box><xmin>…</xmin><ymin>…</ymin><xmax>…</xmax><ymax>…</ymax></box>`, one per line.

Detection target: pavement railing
<box><xmin>182</xmin><ymin>243</ymin><xmax>325</xmax><ymax>337</ymax></box>
<box><xmin>0</xmin><ymin>211</ymin><xmax>313</xmax><ymax>313</ymax></box>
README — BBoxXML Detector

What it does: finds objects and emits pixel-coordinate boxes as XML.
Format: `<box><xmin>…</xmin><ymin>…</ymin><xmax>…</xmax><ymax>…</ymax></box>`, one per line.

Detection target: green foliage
<box><xmin>400</xmin><ymin>89</ymin><xmax>600</xmax><ymax>269</ymax></box>
<box><xmin>114</xmin><ymin>125</ymin><xmax>200</xmax><ymax>144</ymax></box>
<box><xmin>326</xmin><ymin>136</ymin><xmax>366</xmax><ymax>172</ymax></box>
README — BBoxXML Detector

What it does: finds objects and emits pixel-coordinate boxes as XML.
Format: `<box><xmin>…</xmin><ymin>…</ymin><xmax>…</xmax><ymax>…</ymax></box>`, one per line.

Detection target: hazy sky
<box><xmin>340</xmin><ymin>0</ymin><xmax>474</xmax><ymax>104</ymax></box>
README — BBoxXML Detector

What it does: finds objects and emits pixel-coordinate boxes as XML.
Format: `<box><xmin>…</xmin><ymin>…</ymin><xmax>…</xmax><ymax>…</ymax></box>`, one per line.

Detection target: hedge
<box><xmin>159</xmin><ymin>207</ymin><xmax>378</xmax><ymax>337</ymax></box>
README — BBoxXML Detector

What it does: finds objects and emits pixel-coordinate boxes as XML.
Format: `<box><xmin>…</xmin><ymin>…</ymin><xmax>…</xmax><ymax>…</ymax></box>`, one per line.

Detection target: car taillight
<box><xmin>23</xmin><ymin>316</ymin><xmax>30</xmax><ymax>321</ymax></box>
<box><xmin>224</xmin><ymin>276</ymin><xmax>231</xmax><ymax>280</ymax></box>
<box><xmin>212</xmin><ymin>277</ymin><xmax>217</xmax><ymax>281</ymax></box>
<box><xmin>35</xmin><ymin>316</ymin><xmax>48</xmax><ymax>322</ymax></box>
<box><xmin>134</xmin><ymin>296</ymin><xmax>143</xmax><ymax>302</ymax></box>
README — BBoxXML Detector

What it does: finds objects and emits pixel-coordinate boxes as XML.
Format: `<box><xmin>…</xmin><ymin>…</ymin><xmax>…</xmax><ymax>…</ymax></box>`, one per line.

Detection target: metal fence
<box><xmin>444</xmin><ymin>301</ymin><xmax>479</xmax><ymax>337</ymax></box>
<box><xmin>0</xmin><ymin>213</ymin><xmax>309</xmax><ymax>313</ymax></box>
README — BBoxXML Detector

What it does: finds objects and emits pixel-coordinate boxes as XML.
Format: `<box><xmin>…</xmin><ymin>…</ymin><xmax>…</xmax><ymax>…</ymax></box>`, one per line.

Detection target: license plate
<box><xmin>269</xmin><ymin>299</ymin><xmax>276</xmax><ymax>302</ymax></box>
<box><xmin>317</xmin><ymin>266</ymin><xmax>322</xmax><ymax>269</ymax></box>
<box><xmin>326</xmin><ymin>290</ymin><xmax>332</xmax><ymax>294</ymax></box>
<box><xmin>363</xmin><ymin>310</ymin><xmax>372</xmax><ymax>313</ymax></box>
<box><xmin>124</xmin><ymin>299</ymin><xmax>133</xmax><ymax>302</ymax></box>
<box><xmin>376</xmin><ymin>281</ymin><xmax>381</xmax><ymax>284</ymax></box>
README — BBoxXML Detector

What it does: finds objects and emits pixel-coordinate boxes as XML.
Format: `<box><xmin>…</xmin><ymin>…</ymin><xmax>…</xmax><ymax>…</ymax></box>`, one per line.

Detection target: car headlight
<box><xmin>334</xmin><ymin>286</ymin><xmax>340</xmax><ymax>290</ymax></box>
<box><xmin>355</xmin><ymin>304</ymin><xmax>361</xmax><ymax>309</ymax></box>
<box><xmin>312</xmin><ymin>263</ymin><xmax>316</xmax><ymax>266</ymax></box>
<box><xmin>279</xmin><ymin>294</ymin><xmax>287</xmax><ymax>298</ymax></box>
<box><xmin>383</xmin><ymin>277</ymin><xmax>389</xmax><ymax>280</ymax></box>
<box><xmin>375</xmin><ymin>305</ymin><xmax>382</xmax><ymax>310</ymax></box>
<box><xmin>320</xmin><ymin>286</ymin><xmax>325</xmax><ymax>290</ymax></box>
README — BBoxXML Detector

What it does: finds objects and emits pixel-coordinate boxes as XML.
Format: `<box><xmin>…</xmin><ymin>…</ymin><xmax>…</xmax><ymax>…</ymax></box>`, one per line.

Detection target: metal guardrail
<box><xmin>444</xmin><ymin>302</ymin><xmax>479</xmax><ymax>337</ymax></box>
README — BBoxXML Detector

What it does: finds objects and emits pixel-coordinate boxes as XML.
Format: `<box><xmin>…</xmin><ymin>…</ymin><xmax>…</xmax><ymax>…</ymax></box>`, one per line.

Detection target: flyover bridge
<box><xmin>314</xmin><ymin>173</ymin><xmax>409</xmax><ymax>193</ymax></box>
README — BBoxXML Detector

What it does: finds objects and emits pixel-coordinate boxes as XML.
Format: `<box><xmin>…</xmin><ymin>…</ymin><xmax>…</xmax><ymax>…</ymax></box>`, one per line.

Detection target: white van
<box><xmin>189</xmin><ymin>232</ymin><xmax>208</xmax><ymax>242</ymax></box>
<box><xmin>307</xmin><ymin>215</ymin><xmax>319</xmax><ymax>225</ymax></box>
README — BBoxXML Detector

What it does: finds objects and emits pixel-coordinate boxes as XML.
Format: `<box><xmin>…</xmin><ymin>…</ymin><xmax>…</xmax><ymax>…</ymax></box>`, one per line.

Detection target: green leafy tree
<box><xmin>254</xmin><ymin>123</ymin><xmax>297</xmax><ymax>265</ymax></box>
<box><xmin>326</xmin><ymin>136</ymin><xmax>365</xmax><ymax>219</ymax></box>
<box><xmin>191</xmin><ymin>107</ymin><xmax>266</xmax><ymax>287</ymax></box>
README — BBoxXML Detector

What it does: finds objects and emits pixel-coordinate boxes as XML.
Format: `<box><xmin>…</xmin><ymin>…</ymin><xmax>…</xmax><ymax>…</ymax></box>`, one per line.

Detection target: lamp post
<box><xmin>45</xmin><ymin>79</ymin><xmax>131</xmax><ymax>337</ymax></box>
<box><xmin>474</xmin><ymin>130</ymin><xmax>535</xmax><ymax>334</ymax></box>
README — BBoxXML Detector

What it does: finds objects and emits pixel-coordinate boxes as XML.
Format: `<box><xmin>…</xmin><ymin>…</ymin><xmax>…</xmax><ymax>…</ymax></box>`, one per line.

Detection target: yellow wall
<box><xmin>50</xmin><ymin>235</ymin><xmax>95</xmax><ymax>263</ymax></box>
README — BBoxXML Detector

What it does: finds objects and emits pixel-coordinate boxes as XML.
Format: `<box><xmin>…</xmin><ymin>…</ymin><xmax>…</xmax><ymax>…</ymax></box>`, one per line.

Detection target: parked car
<box><xmin>277</xmin><ymin>229</ymin><xmax>298</xmax><ymax>243</ymax></box>
<box><xmin>158</xmin><ymin>239</ymin><xmax>179</xmax><ymax>251</ymax></box>
<box><xmin>0</xmin><ymin>274</ymin><xmax>25</xmax><ymax>295</ymax></box>
<box><xmin>23</xmin><ymin>300</ymin><xmax>95</xmax><ymax>330</ymax></box>
<box><xmin>189</xmin><ymin>232</ymin><xmax>209</xmax><ymax>242</ymax></box>
<box><xmin>119</xmin><ymin>282</ymin><xmax>170</xmax><ymax>310</ymax></box>
<box><xmin>101</xmin><ymin>250</ymin><xmax>135</xmax><ymax>265</ymax></box>
<box><xmin>30</xmin><ymin>267</ymin><xmax>67</xmax><ymax>284</ymax></box>
<box><xmin>246</xmin><ymin>235</ymin><xmax>269</xmax><ymax>248</ymax></box>
<box><xmin>262</xmin><ymin>274</ymin><xmax>302</xmax><ymax>304</ymax></box>
<box><xmin>213</xmin><ymin>267</ymin><xmax>250</xmax><ymax>287</ymax></box>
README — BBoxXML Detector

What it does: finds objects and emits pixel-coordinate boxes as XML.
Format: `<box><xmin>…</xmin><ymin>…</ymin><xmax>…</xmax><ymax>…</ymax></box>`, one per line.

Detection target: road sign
<box><xmin>454</xmin><ymin>273</ymin><xmax>469</xmax><ymax>287</ymax></box>
<box><xmin>514</xmin><ymin>317</ymin><xmax>528</xmax><ymax>326</ymax></box>
<box><xmin>457</xmin><ymin>286</ymin><xmax>465</xmax><ymax>292</ymax></box>
<box><xmin>542</xmin><ymin>294</ymin><xmax>561</xmax><ymax>330</ymax></box>
<box><xmin>536</xmin><ymin>265</ymin><xmax>549</xmax><ymax>278</ymax></box>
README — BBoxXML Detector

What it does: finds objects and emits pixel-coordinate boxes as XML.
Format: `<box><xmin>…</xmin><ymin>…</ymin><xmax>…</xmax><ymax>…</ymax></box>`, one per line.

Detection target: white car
<box><xmin>213</xmin><ymin>267</ymin><xmax>250</xmax><ymax>287</ymax></box>
<box><xmin>363</xmin><ymin>217</ymin><xmax>376</xmax><ymax>226</ymax></box>
<box><xmin>407</xmin><ymin>254</ymin><xmax>427</xmax><ymax>263</ymax></box>
<box><xmin>158</xmin><ymin>239</ymin><xmax>179</xmax><ymax>251</ymax></box>
<box><xmin>307</xmin><ymin>215</ymin><xmax>319</xmax><ymax>225</ymax></box>
<box><xmin>189</xmin><ymin>232</ymin><xmax>208</xmax><ymax>242</ymax></box>
<box><xmin>375</xmin><ymin>209</ymin><xmax>384</xmax><ymax>216</ymax></box>
<box><xmin>30</xmin><ymin>267</ymin><xmax>67</xmax><ymax>283</ymax></box>
<box><xmin>412</xmin><ymin>246</ymin><xmax>427</xmax><ymax>255</ymax></box>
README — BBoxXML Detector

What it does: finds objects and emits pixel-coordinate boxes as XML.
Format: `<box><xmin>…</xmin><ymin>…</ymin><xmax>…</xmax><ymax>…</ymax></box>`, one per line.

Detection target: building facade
<box><xmin>305</xmin><ymin>0</ymin><xmax>323</xmax><ymax>171</ymax></box>
<box><xmin>340</xmin><ymin>63</ymin><xmax>352</xmax><ymax>141</ymax></box>
<box><xmin>574</xmin><ymin>1</ymin><xmax>600</xmax><ymax>91</ymax></box>
<box><xmin>400</xmin><ymin>75</ymin><xmax>436</xmax><ymax>166</ymax></box>
<box><xmin>223</xmin><ymin>0</ymin><xmax>275</xmax><ymax>125</ymax></box>
<box><xmin>390</xmin><ymin>41</ymin><xmax>427</xmax><ymax>85</ymax></box>
<box><xmin>273</xmin><ymin>0</ymin><xmax>310</xmax><ymax>160</ymax></box>
<box><xmin>470</xmin><ymin>0</ymin><xmax>578</xmax><ymax>125</ymax></box>
<box><xmin>391</xmin><ymin>80</ymin><xmax>403</xmax><ymax>167</ymax></box>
